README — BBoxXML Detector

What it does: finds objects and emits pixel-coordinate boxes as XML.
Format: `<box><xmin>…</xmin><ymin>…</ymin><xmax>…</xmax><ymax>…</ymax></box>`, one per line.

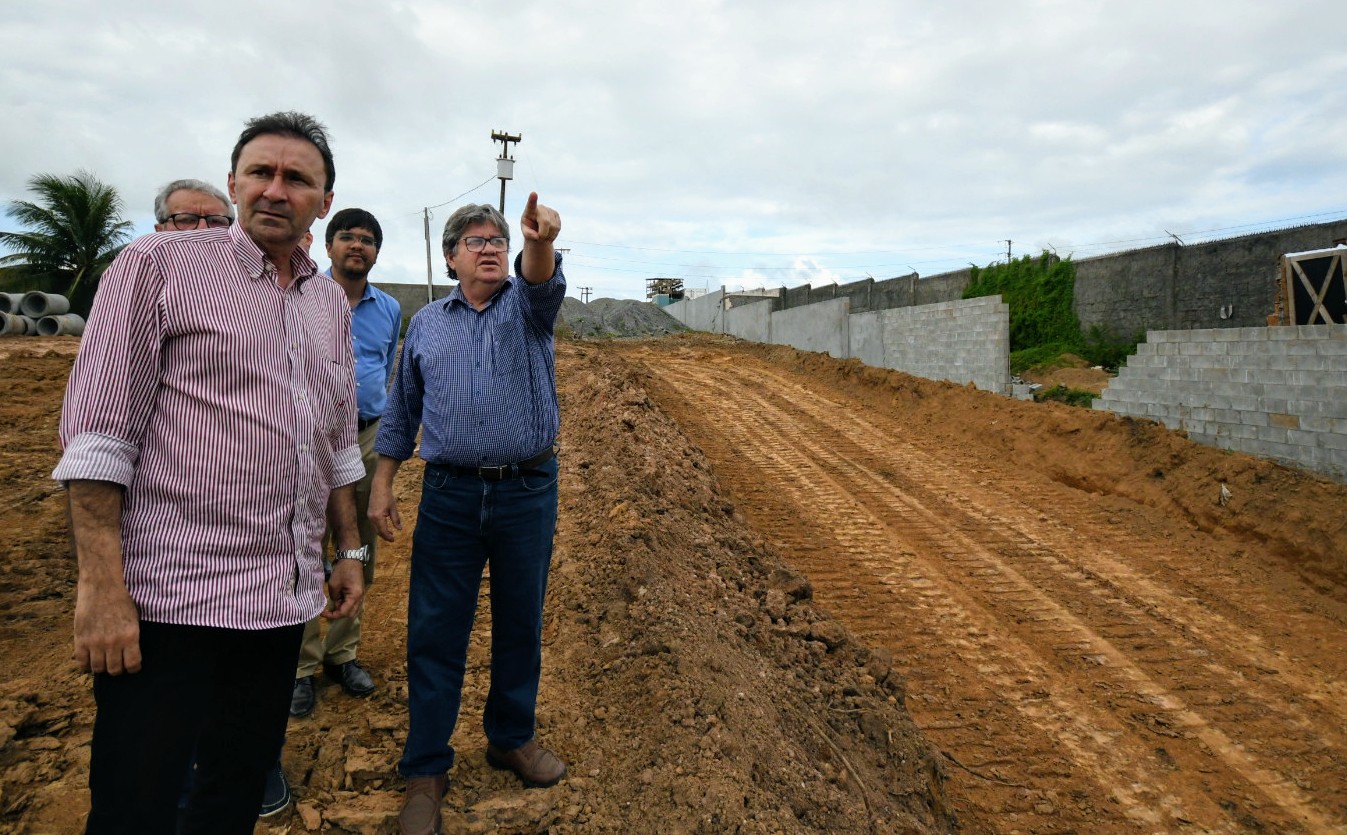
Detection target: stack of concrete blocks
<box><xmin>1094</xmin><ymin>324</ymin><xmax>1347</xmax><ymax>483</ymax></box>
<box><xmin>851</xmin><ymin>296</ymin><xmax>1012</xmax><ymax>394</ymax></box>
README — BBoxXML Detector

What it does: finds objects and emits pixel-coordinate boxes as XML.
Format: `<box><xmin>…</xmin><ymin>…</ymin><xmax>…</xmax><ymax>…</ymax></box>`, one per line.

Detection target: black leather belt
<box><xmin>439</xmin><ymin>443</ymin><xmax>558</xmax><ymax>482</ymax></box>
<box><xmin>357</xmin><ymin>416</ymin><xmax>380</xmax><ymax>432</ymax></box>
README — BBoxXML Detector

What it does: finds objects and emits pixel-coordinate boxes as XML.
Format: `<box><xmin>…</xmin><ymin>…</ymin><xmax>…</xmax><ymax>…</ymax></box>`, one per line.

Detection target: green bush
<box><xmin>967</xmin><ymin>251</ymin><xmax>1140</xmax><ymax>374</ymax></box>
<box><xmin>1080</xmin><ymin>324</ymin><xmax>1142</xmax><ymax>371</ymax></box>
<box><xmin>1034</xmin><ymin>385</ymin><xmax>1098</xmax><ymax>407</ymax></box>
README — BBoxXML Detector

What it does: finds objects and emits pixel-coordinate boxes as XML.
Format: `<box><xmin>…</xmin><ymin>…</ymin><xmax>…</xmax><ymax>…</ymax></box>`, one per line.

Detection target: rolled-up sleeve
<box><xmin>52</xmin><ymin>245</ymin><xmax>167</xmax><ymax>486</ymax></box>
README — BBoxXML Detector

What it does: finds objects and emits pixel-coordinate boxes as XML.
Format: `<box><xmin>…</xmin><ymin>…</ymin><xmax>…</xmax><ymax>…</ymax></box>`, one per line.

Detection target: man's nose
<box><xmin>261</xmin><ymin>174</ymin><xmax>288</xmax><ymax>200</ymax></box>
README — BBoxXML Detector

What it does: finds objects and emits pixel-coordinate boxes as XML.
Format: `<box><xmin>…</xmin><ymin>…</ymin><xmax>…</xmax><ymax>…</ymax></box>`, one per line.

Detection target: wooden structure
<box><xmin>1278</xmin><ymin>246</ymin><xmax>1347</xmax><ymax>325</ymax></box>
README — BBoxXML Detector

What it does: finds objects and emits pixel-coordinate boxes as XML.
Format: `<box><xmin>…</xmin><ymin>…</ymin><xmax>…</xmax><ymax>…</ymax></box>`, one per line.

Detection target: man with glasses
<box><xmin>55</xmin><ymin>112</ymin><xmax>366</xmax><ymax>833</ymax></box>
<box><xmin>290</xmin><ymin>208</ymin><xmax>401</xmax><ymax>717</ymax></box>
<box><xmin>152</xmin><ymin>178</ymin><xmax>233</xmax><ymax>231</ymax></box>
<box><xmin>368</xmin><ymin>194</ymin><xmax>565</xmax><ymax>835</ymax></box>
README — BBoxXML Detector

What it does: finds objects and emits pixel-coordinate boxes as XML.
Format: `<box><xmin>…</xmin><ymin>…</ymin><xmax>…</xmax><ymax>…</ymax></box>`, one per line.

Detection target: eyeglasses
<box><xmin>461</xmin><ymin>236</ymin><xmax>508</xmax><ymax>253</ymax></box>
<box><xmin>164</xmin><ymin>212</ymin><xmax>232</xmax><ymax>230</ymax></box>
<box><xmin>334</xmin><ymin>231</ymin><xmax>378</xmax><ymax>248</ymax></box>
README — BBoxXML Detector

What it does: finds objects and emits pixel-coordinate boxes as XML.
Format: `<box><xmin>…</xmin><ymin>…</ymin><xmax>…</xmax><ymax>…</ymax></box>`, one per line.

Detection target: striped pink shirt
<box><xmin>53</xmin><ymin>223</ymin><xmax>364</xmax><ymax>630</ymax></box>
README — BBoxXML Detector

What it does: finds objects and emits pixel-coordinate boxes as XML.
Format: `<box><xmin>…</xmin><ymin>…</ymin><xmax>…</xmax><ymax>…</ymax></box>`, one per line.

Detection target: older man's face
<box><xmin>155</xmin><ymin>189</ymin><xmax>232</xmax><ymax>232</ymax></box>
<box><xmin>227</xmin><ymin>134</ymin><xmax>333</xmax><ymax>255</ymax></box>
<box><xmin>447</xmin><ymin>221</ymin><xmax>509</xmax><ymax>303</ymax></box>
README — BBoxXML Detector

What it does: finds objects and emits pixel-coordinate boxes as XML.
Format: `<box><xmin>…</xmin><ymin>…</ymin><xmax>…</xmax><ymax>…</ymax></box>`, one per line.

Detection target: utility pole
<box><xmin>1005</xmin><ymin>239</ymin><xmax>1013</xmax><ymax>263</ymax></box>
<box><xmin>580</xmin><ymin>287</ymin><xmax>592</xmax><ymax>303</ymax></box>
<box><xmin>423</xmin><ymin>207</ymin><xmax>434</xmax><ymax>303</ymax></box>
<box><xmin>491</xmin><ymin>130</ymin><xmax>521</xmax><ymax>213</ymax></box>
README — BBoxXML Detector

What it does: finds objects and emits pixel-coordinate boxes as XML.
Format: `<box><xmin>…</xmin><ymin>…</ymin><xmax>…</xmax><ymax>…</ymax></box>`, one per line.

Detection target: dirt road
<box><xmin>2</xmin><ymin>333</ymin><xmax>1345</xmax><ymax>833</ymax></box>
<box><xmin>614</xmin><ymin>336</ymin><xmax>1347</xmax><ymax>834</ymax></box>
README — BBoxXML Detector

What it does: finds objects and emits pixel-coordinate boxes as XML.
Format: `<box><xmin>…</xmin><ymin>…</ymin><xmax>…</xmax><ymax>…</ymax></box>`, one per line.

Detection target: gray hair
<box><xmin>154</xmin><ymin>179</ymin><xmax>234</xmax><ymax>223</ymax></box>
<box><xmin>441</xmin><ymin>203</ymin><xmax>510</xmax><ymax>280</ymax></box>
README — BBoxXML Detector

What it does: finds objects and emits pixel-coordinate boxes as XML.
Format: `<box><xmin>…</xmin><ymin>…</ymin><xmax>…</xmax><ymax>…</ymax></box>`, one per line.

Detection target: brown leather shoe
<box><xmin>485</xmin><ymin>739</ymin><xmax>567</xmax><ymax>788</ymax></box>
<box><xmin>398</xmin><ymin>774</ymin><xmax>447</xmax><ymax>835</ymax></box>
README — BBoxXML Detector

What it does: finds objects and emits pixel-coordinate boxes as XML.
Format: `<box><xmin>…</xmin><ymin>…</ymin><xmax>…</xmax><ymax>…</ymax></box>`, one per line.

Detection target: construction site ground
<box><xmin>1</xmin><ymin>332</ymin><xmax>1345</xmax><ymax>834</ymax></box>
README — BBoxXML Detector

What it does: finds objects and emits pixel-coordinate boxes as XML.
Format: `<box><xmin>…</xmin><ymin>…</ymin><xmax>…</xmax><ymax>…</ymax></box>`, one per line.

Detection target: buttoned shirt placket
<box><xmin>278</xmin><ymin>269</ymin><xmax>317</xmax><ymax>575</ymax></box>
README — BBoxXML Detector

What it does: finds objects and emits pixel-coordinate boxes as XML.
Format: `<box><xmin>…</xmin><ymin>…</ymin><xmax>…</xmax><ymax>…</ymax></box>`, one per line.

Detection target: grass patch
<box><xmin>1034</xmin><ymin>385</ymin><xmax>1098</xmax><ymax>408</ymax></box>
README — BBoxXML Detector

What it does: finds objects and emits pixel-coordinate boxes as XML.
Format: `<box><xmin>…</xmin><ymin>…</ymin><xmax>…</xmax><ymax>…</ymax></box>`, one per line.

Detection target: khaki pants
<box><xmin>297</xmin><ymin>420</ymin><xmax>379</xmax><ymax>676</ymax></box>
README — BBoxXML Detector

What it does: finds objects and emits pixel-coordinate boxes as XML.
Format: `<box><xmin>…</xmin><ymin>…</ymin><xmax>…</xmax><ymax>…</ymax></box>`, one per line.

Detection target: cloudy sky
<box><xmin>3</xmin><ymin>0</ymin><xmax>1345</xmax><ymax>301</ymax></box>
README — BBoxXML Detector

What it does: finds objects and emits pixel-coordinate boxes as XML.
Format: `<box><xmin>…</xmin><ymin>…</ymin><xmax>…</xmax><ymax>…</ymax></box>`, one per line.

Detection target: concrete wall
<box><xmin>771</xmin><ymin>297</ymin><xmax>851</xmax><ymax>358</ymax></box>
<box><xmin>774</xmin><ymin>270</ymin><xmax>971</xmax><ymax>314</ymax></box>
<box><xmin>755</xmin><ymin>295</ymin><xmax>1010</xmax><ymax>391</ymax></box>
<box><xmin>850</xmin><ymin>310</ymin><xmax>885</xmax><ymax>367</ymax></box>
<box><xmin>1074</xmin><ymin>220</ymin><xmax>1347</xmax><ymax>338</ymax></box>
<box><xmin>666</xmin><ymin>288</ymin><xmax>727</xmax><ymax>332</ymax></box>
<box><xmin>877</xmin><ymin>296</ymin><xmax>1011</xmax><ymax>392</ymax></box>
<box><xmin>1094</xmin><ymin>324</ymin><xmax>1347</xmax><ymax>483</ymax></box>
<box><xmin>372</xmin><ymin>282</ymin><xmax>452</xmax><ymax>321</ymax></box>
<box><xmin>724</xmin><ymin>299</ymin><xmax>773</xmax><ymax>343</ymax></box>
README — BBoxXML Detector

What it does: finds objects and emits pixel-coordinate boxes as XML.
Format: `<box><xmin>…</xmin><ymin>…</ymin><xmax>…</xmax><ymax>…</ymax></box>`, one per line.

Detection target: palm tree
<box><xmin>0</xmin><ymin>170</ymin><xmax>134</xmax><ymax>316</ymax></box>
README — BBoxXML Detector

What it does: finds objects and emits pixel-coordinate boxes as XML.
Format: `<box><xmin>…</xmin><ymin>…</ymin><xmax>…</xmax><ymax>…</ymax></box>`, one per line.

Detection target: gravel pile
<box><xmin>557</xmin><ymin>297</ymin><xmax>688</xmax><ymax>338</ymax></box>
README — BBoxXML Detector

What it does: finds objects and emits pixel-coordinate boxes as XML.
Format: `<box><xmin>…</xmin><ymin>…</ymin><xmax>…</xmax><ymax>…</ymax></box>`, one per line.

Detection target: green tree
<box><xmin>0</xmin><ymin>171</ymin><xmax>133</xmax><ymax>316</ymax></box>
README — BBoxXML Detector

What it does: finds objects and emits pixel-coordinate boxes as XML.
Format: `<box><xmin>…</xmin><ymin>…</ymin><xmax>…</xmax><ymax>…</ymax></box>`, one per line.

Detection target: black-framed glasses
<box><xmin>334</xmin><ymin>231</ymin><xmax>378</xmax><ymax>248</ymax></box>
<box><xmin>461</xmin><ymin>236</ymin><xmax>508</xmax><ymax>253</ymax></box>
<box><xmin>164</xmin><ymin>212</ymin><xmax>232</xmax><ymax>230</ymax></box>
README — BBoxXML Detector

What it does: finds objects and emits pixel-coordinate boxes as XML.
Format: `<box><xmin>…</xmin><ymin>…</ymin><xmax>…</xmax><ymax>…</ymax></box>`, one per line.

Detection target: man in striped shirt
<box><xmin>368</xmin><ymin>194</ymin><xmax>566</xmax><ymax>835</ymax></box>
<box><xmin>53</xmin><ymin>111</ymin><xmax>367</xmax><ymax>834</ymax></box>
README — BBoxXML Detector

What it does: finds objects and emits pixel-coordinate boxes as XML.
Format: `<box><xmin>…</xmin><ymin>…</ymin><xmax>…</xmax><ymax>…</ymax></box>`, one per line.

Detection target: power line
<box><xmin>420</xmin><ymin>175</ymin><xmax>496</xmax><ymax>213</ymax></box>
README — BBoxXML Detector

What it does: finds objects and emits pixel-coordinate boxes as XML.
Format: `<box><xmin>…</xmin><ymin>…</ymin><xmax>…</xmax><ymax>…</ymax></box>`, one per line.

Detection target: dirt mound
<box><xmin>5</xmin><ymin>333</ymin><xmax>1345</xmax><ymax>833</ymax></box>
<box><xmin>610</xmin><ymin>333</ymin><xmax>1347</xmax><ymax>833</ymax></box>
<box><xmin>557</xmin><ymin>297</ymin><xmax>688</xmax><ymax>339</ymax></box>
<box><xmin>0</xmin><ymin>340</ymin><xmax>951</xmax><ymax>834</ymax></box>
<box><xmin>1019</xmin><ymin>352</ymin><xmax>1114</xmax><ymax>395</ymax></box>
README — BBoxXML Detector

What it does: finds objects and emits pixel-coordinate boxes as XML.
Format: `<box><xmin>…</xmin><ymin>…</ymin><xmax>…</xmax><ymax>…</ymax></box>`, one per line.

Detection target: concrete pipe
<box><xmin>0</xmin><ymin>293</ymin><xmax>23</xmax><ymax>314</ymax></box>
<box><xmin>37</xmin><ymin>313</ymin><xmax>85</xmax><ymax>337</ymax></box>
<box><xmin>20</xmin><ymin>291</ymin><xmax>70</xmax><ymax>318</ymax></box>
<box><xmin>0</xmin><ymin>313</ymin><xmax>38</xmax><ymax>336</ymax></box>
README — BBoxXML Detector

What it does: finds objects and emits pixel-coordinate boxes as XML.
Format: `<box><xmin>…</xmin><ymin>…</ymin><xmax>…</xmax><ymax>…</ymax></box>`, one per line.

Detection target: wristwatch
<box><xmin>334</xmin><ymin>544</ymin><xmax>370</xmax><ymax>566</ymax></box>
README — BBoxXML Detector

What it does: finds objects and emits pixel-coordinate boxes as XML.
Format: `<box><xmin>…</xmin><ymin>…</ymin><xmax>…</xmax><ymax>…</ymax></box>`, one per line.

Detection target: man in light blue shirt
<box><xmin>291</xmin><ymin>208</ymin><xmax>401</xmax><ymax>717</ymax></box>
<box><xmin>369</xmin><ymin>193</ymin><xmax>565</xmax><ymax>835</ymax></box>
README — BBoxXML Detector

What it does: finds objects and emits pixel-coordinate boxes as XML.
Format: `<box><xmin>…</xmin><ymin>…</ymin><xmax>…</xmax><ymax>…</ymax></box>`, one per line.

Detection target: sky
<box><xmin>3</xmin><ymin>0</ymin><xmax>1346</xmax><ymax>302</ymax></box>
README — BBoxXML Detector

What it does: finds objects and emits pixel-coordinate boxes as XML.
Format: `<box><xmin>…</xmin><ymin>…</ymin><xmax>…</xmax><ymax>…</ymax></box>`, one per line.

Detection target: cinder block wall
<box><xmin>880</xmin><ymin>297</ymin><xmax>1011</xmax><ymax>393</ymax></box>
<box><xmin>1094</xmin><ymin>324</ymin><xmax>1347</xmax><ymax>483</ymax></box>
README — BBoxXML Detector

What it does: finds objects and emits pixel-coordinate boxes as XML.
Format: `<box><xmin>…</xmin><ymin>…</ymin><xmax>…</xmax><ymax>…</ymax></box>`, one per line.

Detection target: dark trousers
<box><xmin>85</xmin><ymin>620</ymin><xmax>304</xmax><ymax>835</ymax></box>
<box><xmin>398</xmin><ymin>457</ymin><xmax>559</xmax><ymax>778</ymax></box>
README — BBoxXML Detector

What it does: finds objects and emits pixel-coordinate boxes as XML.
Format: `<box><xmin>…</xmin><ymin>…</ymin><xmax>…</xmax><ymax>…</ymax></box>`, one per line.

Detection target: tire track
<box><xmin>623</xmin><ymin>344</ymin><xmax>1347</xmax><ymax>834</ymax></box>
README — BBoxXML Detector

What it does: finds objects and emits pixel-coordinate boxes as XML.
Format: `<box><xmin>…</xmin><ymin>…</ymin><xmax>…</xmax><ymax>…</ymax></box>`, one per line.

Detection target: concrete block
<box><xmin>1256</xmin><ymin>425</ymin><xmax>1291</xmax><ymax>445</ymax></box>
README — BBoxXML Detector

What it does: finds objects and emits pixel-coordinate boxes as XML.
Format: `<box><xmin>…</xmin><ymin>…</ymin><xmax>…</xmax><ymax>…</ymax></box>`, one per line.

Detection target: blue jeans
<box><xmin>398</xmin><ymin>457</ymin><xmax>559</xmax><ymax>778</ymax></box>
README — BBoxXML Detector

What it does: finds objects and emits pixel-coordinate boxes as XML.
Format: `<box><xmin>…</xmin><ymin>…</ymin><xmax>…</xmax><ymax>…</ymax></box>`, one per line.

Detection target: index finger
<box><xmin>524</xmin><ymin>191</ymin><xmax>539</xmax><ymax>217</ymax></box>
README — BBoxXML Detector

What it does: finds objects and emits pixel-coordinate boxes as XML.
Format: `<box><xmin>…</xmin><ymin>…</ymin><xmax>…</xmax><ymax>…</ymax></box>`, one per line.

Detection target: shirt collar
<box><xmin>325</xmin><ymin>265</ymin><xmax>377</xmax><ymax>303</ymax></box>
<box><xmin>445</xmin><ymin>274</ymin><xmax>515</xmax><ymax>310</ymax></box>
<box><xmin>230</xmin><ymin>222</ymin><xmax>319</xmax><ymax>287</ymax></box>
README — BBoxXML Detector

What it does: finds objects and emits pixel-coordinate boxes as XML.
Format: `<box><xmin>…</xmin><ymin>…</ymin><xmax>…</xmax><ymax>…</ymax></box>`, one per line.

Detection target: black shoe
<box><xmin>290</xmin><ymin>675</ymin><xmax>316</xmax><ymax>718</ymax></box>
<box><xmin>259</xmin><ymin>761</ymin><xmax>290</xmax><ymax>818</ymax></box>
<box><xmin>324</xmin><ymin>659</ymin><xmax>375</xmax><ymax>698</ymax></box>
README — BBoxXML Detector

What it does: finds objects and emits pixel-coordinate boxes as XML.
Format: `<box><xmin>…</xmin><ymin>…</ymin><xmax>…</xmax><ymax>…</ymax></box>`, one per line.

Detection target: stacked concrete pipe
<box><xmin>0</xmin><ymin>293</ymin><xmax>24</xmax><ymax>314</ymax></box>
<box><xmin>0</xmin><ymin>312</ymin><xmax>39</xmax><ymax>335</ymax></box>
<box><xmin>20</xmin><ymin>291</ymin><xmax>71</xmax><ymax>318</ymax></box>
<box><xmin>36</xmin><ymin>313</ymin><xmax>85</xmax><ymax>336</ymax></box>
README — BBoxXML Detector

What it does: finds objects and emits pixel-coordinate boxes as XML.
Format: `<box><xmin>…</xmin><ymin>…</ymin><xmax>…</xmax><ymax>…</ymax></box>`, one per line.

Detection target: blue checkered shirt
<box><xmin>375</xmin><ymin>252</ymin><xmax>565</xmax><ymax>466</ymax></box>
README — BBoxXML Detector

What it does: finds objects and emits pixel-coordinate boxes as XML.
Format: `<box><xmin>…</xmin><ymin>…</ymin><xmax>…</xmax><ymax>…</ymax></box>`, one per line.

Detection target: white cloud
<box><xmin>2</xmin><ymin>0</ymin><xmax>1346</xmax><ymax>301</ymax></box>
